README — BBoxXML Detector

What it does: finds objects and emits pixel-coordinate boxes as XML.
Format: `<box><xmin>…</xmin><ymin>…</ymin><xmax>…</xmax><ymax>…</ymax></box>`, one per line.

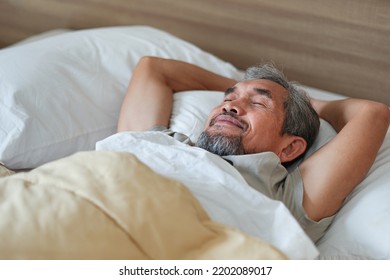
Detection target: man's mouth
<box><xmin>210</xmin><ymin>113</ymin><xmax>246</xmax><ymax>131</ymax></box>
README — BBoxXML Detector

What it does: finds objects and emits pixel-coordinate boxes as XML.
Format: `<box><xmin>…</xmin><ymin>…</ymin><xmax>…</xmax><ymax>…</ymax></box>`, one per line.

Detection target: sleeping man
<box><xmin>115</xmin><ymin>56</ymin><xmax>390</xmax><ymax>243</ymax></box>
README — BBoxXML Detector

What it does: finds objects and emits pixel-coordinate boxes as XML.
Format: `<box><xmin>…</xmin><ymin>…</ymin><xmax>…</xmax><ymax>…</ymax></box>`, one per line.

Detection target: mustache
<box><xmin>209</xmin><ymin>112</ymin><xmax>247</xmax><ymax>130</ymax></box>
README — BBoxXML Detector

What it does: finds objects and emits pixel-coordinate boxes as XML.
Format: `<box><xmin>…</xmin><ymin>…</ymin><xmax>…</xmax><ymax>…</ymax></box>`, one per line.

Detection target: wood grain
<box><xmin>1</xmin><ymin>0</ymin><xmax>389</xmax><ymax>104</ymax></box>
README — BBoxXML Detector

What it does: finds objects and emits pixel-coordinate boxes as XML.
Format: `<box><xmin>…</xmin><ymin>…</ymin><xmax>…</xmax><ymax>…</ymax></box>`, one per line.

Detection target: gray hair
<box><xmin>244</xmin><ymin>64</ymin><xmax>320</xmax><ymax>151</ymax></box>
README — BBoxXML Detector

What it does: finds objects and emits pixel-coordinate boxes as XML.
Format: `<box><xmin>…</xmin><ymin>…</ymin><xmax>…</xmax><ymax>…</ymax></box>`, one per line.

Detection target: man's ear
<box><xmin>278</xmin><ymin>136</ymin><xmax>307</xmax><ymax>163</ymax></box>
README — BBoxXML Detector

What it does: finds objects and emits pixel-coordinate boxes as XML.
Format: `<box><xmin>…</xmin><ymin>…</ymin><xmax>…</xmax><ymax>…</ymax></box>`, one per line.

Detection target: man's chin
<box><xmin>196</xmin><ymin>130</ymin><xmax>244</xmax><ymax>156</ymax></box>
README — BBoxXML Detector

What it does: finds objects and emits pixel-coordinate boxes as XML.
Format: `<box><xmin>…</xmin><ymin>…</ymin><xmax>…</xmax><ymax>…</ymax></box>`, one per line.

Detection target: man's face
<box><xmin>197</xmin><ymin>79</ymin><xmax>289</xmax><ymax>156</ymax></box>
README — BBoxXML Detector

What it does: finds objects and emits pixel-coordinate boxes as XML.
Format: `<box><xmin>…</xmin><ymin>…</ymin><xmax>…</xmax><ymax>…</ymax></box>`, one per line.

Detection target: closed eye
<box><xmin>252</xmin><ymin>99</ymin><xmax>273</xmax><ymax>110</ymax></box>
<box><xmin>252</xmin><ymin>102</ymin><xmax>266</xmax><ymax>107</ymax></box>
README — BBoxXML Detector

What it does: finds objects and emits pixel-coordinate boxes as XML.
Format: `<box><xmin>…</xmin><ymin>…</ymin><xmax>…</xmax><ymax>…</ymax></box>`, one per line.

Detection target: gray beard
<box><xmin>196</xmin><ymin>131</ymin><xmax>244</xmax><ymax>156</ymax></box>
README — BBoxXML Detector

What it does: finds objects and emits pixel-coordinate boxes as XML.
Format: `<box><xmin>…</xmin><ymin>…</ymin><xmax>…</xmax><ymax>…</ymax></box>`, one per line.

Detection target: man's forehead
<box><xmin>226</xmin><ymin>79</ymin><xmax>287</xmax><ymax>98</ymax></box>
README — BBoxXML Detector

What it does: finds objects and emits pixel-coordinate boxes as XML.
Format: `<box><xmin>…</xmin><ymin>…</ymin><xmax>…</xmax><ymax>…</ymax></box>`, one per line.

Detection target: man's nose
<box><xmin>222</xmin><ymin>99</ymin><xmax>245</xmax><ymax>115</ymax></box>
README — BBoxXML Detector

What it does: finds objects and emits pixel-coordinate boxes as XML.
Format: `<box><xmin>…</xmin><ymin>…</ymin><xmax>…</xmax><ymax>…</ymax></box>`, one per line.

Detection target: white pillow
<box><xmin>0</xmin><ymin>26</ymin><xmax>241</xmax><ymax>169</ymax></box>
<box><xmin>170</xmin><ymin>91</ymin><xmax>224</xmax><ymax>142</ymax></box>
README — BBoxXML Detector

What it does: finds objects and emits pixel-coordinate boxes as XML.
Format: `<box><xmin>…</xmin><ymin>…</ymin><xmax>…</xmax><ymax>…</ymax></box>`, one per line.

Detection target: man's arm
<box><xmin>117</xmin><ymin>56</ymin><xmax>236</xmax><ymax>131</ymax></box>
<box><xmin>299</xmin><ymin>98</ymin><xmax>390</xmax><ymax>221</ymax></box>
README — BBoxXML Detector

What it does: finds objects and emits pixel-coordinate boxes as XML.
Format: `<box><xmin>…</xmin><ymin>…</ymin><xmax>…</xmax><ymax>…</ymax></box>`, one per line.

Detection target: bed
<box><xmin>0</xmin><ymin>0</ymin><xmax>389</xmax><ymax>260</ymax></box>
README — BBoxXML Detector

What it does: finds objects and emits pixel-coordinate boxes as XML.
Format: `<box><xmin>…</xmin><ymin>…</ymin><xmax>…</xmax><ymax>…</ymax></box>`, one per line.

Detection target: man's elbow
<box><xmin>369</xmin><ymin>102</ymin><xmax>390</xmax><ymax>127</ymax></box>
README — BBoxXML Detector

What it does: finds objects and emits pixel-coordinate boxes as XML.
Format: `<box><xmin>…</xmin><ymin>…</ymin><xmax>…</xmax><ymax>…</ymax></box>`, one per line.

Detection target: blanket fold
<box><xmin>0</xmin><ymin>151</ymin><xmax>286</xmax><ymax>259</ymax></box>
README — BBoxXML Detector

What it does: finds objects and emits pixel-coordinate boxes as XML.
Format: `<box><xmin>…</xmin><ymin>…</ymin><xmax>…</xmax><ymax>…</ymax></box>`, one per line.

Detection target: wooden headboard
<box><xmin>1</xmin><ymin>0</ymin><xmax>389</xmax><ymax>105</ymax></box>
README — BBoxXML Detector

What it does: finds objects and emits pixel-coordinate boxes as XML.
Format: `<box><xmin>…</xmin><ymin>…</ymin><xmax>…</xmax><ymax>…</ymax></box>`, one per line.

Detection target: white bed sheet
<box><xmin>96</xmin><ymin>131</ymin><xmax>319</xmax><ymax>260</ymax></box>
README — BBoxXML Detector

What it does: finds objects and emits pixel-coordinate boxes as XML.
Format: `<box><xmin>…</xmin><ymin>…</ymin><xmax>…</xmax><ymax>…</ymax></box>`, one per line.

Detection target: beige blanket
<box><xmin>0</xmin><ymin>151</ymin><xmax>286</xmax><ymax>259</ymax></box>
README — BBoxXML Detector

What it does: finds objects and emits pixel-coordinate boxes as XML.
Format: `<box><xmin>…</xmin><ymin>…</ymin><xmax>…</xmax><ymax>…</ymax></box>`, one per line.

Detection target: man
<box><xmin>117</xmin><ymin>56</ymin><xmax>390</xmax><ymax>242</ymax></box>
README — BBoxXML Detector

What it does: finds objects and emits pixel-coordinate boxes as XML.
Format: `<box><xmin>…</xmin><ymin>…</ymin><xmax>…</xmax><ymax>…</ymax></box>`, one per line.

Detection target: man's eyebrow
<box><xmin>224</xmin><ymin>87</ymin><xmax>236</xmax><ymax>96</ymax></box>
<box><xmin>224</xmin><ymin>86</ymin><xmax>273</xmax><ymax>99</ymax></box>
<box><xmin>253</xmin><ymin>88</ymin><xmax>272</xmax><ymax>99</ymax></box>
